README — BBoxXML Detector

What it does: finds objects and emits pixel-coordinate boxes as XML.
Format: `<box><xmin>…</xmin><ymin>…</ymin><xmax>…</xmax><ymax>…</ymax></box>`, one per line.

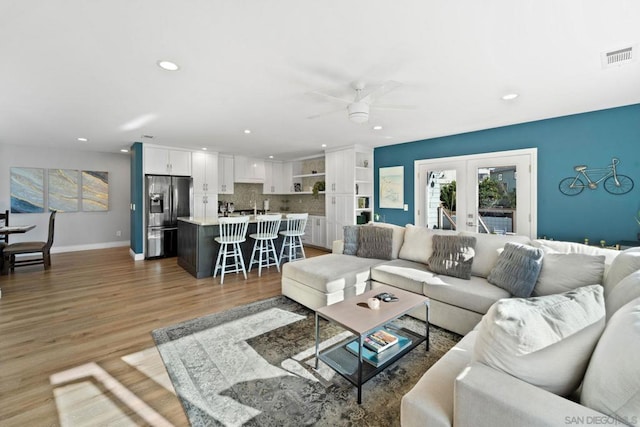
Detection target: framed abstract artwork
<box><xmin>49</xmin><ymin>169</ymin><xmax>80</xmax><ymax>212</ymax></box>
<box><xmin>82</xmin><ymin>171</ymin><xmax>109</xmax><ymax>211</ymax></box>
<box><xmin>379</xmin><ymin>166</ymin><xmax>404</xmax><ymax>209</ymax></box>
<box><xmin>10</xmin><ymin>167</ymin><xmax>45</xmax><ymax>213</ymax></box>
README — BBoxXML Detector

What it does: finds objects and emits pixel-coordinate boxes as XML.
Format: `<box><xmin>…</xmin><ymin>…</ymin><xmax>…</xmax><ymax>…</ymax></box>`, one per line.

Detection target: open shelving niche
<box><xmin>291</xmin><ymin>154</ymin><xmax>325</xmax><ymax>195</ymax></box>
<box><xmin>354</xmin><ymin>150</ymin><xmax>373</xmax><ymax>224</ymax></box>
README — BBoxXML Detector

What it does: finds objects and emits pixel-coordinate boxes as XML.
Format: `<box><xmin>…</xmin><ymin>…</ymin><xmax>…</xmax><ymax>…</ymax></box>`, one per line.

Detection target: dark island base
<box><xmin>177</xmin><ymin>220</ymin><xmax>288</xmax><ymax>279</ymax></box>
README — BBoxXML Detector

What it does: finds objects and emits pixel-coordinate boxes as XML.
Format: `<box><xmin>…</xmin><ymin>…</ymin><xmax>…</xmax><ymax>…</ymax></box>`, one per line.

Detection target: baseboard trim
<box><xmin>129</xmin><ymin>248</ymin><xmax>145</xmax><ymax>261</ymax></box>
<box><xmin>50</xmin><ymin>240</ymin><xmax>130</xmax><ymax>254</ymax></box>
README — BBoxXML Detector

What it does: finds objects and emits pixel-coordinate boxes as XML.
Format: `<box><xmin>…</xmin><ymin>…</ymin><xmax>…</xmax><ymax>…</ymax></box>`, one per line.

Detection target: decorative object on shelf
<box><xmin>558</xmin><ymin>157</ymin><xmax>634</xmax><ymax>196</ymax></box>
<box><xmin>363</xmin><ymin>160</ymin><xmax>369</xmax><ymax>168</ymax></box>
<box><xmin>312</xmin><ymin>181</ymin><xmax>325</xmax><ymax>198</ymax></box>
<box><xmin>293</xmin><ymin>183</ymin><xmax>302</xmax><ymax>192</ymax></box>
<box><xmin>379</xmin><ymin>166</ymin><xmax>404</xmax><ymax>209</ymax></box>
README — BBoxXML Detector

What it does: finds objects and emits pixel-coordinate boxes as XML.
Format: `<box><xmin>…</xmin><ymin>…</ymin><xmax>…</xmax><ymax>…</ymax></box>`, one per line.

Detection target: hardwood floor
<box><xmin>0</xmin><ymin>245</ymin><xmax>328</xmax><ymax>426</ymax></box>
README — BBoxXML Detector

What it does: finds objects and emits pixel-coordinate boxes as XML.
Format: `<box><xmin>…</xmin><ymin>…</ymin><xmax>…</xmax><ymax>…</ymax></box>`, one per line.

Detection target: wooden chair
<box><xmin>213</xmin><ymin>216</ymin><xmax>249</xmax><ymax>284</ymax></box>
<box><xmin>0</xmin><ymin>210</ymin><xmax>9</xmax><ymax>245</ymax></box>
<box><xmin>2</xmin><ymin>211</ymin><xmax>56</xmax><ymax>275</ymax></box>
<box><xmin>248</xmin><ymin>214</ymin><xmax>282</xmax><ymax>276</ymax></box>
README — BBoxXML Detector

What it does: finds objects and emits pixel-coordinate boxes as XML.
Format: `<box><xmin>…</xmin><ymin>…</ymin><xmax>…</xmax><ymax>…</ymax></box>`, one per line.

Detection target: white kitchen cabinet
<box><xmin>234</xmin><ymin>156</ymin><xmax>265</xmax><ymax>183</ymax></box>
<box><xmin>325</xmin><ymin>146</ymin><xmax>373</xmax><ymax>245</ymax></box>
<box><xmin>218</xmin><ymin>154</ymin><xmax>235</xmax><ymax>194</ymax></box>
<box><xmin>144</xmin><ymin>146</ymin><xmax>192</xmax><ymax>176</ymax></box>
<box><xmin>192</xmin><ymin>152</ymin><xmax>218</xmax><ymax>193</ymax></box>
<box><xmin>311</xmin><ymin>216</ymin><xmax>327</xmax><ymax>248</ymax></box>
<box><xmin>193</xmin><ymin>193</ymin><xmax>218</xmax><ymax>220</ymax></box>
<box><xmin>192</xmin><ymin>152</ymin><xmax>219</xmax><ymax>220</ymax></box>
<box><xmin>264</xmin><ymin>161</ymin><xmax>284</xmax><ymax>194</ymax></box>
<box><xmin>300</xmin><ymin>215</ymin><xmax>327</xmax><ymax>248</ymax></box>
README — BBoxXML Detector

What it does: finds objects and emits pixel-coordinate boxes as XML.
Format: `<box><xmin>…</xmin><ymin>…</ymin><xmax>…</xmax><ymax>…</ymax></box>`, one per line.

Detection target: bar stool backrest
<box><xmin>255</xmin><ymin>214</ymin><xmax>282</xmax><ymax>238</ymax></box>
<box><xmin>285</xmin><ymin>213</ymin><xmax>308</xmax><ymax>236</ymax></box>
<box><xmin>218</xmin><ymin>216</ymin><xmax>250</xmax><ymax>243</ymax></box>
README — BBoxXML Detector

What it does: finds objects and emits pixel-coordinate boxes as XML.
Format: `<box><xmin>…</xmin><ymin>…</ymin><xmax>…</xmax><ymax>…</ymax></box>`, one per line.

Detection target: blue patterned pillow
<box><xmin>488</xmin><ymin>242</ymin><xmax>544</xmax><ymax>297</ymax></box>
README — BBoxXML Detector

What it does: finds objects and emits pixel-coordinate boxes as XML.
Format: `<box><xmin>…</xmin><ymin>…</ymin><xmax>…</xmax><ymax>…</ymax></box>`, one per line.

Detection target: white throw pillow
<box><xmin>398</xmin><ymin>224</ymin><xmax>456</xmax><ymax>264</ymax></box>
<box><xmin>533</xmin><ymin>252</ymin><xmax>605</xmax><ymax>296</ymax></box>
<box><xmin>473</xmin><ymin>284</ymin><xmax>605</xmax><ymax>396</ymax></box>
<box><xmin>581</xmin><ymin>297</ymin><xmax>640</xmax><ymax>423</ymax></box>
<box><xmin>459</xmin><ymin>231</ymin><xmax>531</xmax><ymax>278</ymax></box>
<box><xmin>603</xmin><ymin>247</ymin><xmax>640</xmax><ymax>297</ymax></box>
<box><xmin>605</xmin><ymin>270</ymin><xmax>640</xmax><ymax>320</ymax></box>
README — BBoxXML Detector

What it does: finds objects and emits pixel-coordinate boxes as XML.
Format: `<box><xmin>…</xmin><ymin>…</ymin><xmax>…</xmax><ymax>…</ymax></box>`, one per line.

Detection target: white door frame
<box><xmin>414</xmin><ymin>148</ymin><xmax>537</xmax><ymax>238</ymax></box>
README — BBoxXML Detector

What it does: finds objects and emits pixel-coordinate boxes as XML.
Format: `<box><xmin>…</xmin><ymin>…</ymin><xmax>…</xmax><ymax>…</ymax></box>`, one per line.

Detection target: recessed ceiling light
<box><xmin>321</xmin><ymin>144</ymin><xmax>327</xmax><ymax>148</ymax></box>
<box><xmin>502</xmin><ymin>93</ymin><xmax>519</xmax><ymax>101</ymax></box>
<box><xmin>120</xmin><ymin>149</ymin><xmax>129</xmax><ymax>153</ymax></box>
<box><xmin>373</xmin><ymin>125</ymin><xmax>383</xmax><ymax>130</ymax></box>
<box><xmin>244</xmin><ymin>129</ymin><xmax>251</xmax><ymax>134</ymax></box>
<box><xmin>268</xmin><ymin>155</ymin><xmax>274</xmax><ymax>159</ymax></box>
<box><xmin>77</xmin><ymin>137</ymin><xmax>88</xmax><ymax>142</ymax></box>
<box><xmin>202</xmin><ymin>147</ymin><xmax>207</xmax><ymax>151</ymax></box>
<box><xmin>157</xmin><ymin>60</ymin><xmax>180</xmax><ymax>71</ymax></box>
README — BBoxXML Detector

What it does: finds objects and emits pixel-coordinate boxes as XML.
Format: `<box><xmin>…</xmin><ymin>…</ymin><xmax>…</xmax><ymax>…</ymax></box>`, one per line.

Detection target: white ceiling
<box><xmin>1</xmin><ymin>1</ymin><xmax>639</xmax><ymax>160</ymax></box>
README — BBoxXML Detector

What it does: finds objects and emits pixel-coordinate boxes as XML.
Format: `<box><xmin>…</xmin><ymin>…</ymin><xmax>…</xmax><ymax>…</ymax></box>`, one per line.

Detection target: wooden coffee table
<box><xmin>314</xmin><ymin>285</ymin><xmax>429</xmax><ymax>404</ymax></box>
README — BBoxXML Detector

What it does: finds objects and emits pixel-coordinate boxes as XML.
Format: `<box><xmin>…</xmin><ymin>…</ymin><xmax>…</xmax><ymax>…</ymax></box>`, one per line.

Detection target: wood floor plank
<box><xmin>0</xmin><ymin>245</ymin><xmax>328</xmax><ymax>426</ymax></box>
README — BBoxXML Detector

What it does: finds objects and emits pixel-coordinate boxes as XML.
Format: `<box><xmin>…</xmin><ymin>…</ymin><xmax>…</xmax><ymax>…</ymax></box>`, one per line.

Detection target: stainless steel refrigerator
<box><xmin>145</xmin><ymin>175</ymin><xmax>192</xmax><ymax>258</ymax></box>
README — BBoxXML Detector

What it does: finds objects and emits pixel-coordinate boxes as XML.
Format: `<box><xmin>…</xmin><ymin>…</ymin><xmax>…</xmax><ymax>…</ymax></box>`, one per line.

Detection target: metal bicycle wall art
<box><xmin>558</xmin><ymin>157</ymin><xmax>634</xmax><ymax>196</ymax></box>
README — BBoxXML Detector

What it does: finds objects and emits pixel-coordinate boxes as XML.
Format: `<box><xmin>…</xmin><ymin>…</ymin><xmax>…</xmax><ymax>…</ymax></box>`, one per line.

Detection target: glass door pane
<box><xmin>475</xmin><ymin>166</ymin><xmax>517</xmax><ymax>234</ymax></box>
<box><xmin>425</xmin><ymin>169</ymin><xmax>458</xmax><ymax>230</ymax></box>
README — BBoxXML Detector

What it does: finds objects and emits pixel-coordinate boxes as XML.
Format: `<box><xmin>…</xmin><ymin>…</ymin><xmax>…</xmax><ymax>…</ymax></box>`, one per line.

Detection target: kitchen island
<box><xmin>177</xmin><ymin>216</ymin><xmax>288</xmax><ymax>279</ymax></box>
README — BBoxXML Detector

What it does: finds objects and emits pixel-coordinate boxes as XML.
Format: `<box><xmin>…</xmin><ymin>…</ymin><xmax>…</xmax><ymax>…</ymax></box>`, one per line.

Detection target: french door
<box><xmin>415</xmin><ymin>149</ymin><xmax>537</xmax><ymax>238</ymax></box>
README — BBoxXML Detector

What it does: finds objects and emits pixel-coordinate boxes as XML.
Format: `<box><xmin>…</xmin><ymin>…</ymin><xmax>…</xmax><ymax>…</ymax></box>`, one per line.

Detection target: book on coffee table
<box><xmin>346</xmin><ymin>333</ymin><xmax>412</xmax><ymax>367</ymax></box>
<box><xmin>363</xmin><ymin>328</ymin><xmax>399</xmax><ymax>353</ymax></box>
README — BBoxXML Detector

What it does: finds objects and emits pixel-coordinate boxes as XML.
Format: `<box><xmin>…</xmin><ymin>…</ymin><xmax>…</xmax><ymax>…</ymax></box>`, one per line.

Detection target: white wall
<box><xmin>0</xmin><ymin>143</ymin><xmax>130</xmax><ymax>252</ymax></box>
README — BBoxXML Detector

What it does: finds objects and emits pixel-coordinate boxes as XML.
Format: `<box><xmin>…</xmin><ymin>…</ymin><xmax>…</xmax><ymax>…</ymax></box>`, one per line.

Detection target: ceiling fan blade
<box><xmin>360</xmin><ymin>80</ymin><xmax>402</xmax><ymax>103</ymax></box>
<box><xmin>371</xmin><ymin>104</ymin><xmax>418</xmax><ymax>111</ymax></box>
<box><xmin>307</xmin><ymin>107</ymin><xmax>345</xmax><ymax>120</ymax></box>
<box><xmin>306</xmin><ymin>91</ymin><xmax>351</xmax><ymax>104</ymax></box>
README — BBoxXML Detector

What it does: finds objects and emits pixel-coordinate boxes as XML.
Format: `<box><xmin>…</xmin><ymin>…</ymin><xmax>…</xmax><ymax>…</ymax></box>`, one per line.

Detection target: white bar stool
<box><xmin>214</xmin><ymin>216</ymin><xmax>250</xmax><ymax>284</ymax></box>
<box><xmin>279</xmin><ymin>213</ymin><xmax>308</xmax><ymax>264</ymax></box>
<box><xmin>248</xmin><ymin>214</ymin><xmax>282</xmax><ymax>276</ymax></box>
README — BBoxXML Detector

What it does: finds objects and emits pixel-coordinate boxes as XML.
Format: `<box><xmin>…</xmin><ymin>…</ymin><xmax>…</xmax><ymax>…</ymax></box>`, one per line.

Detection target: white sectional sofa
<box><xmin>281</xmin><ymin>222</ymin><xmax>640</xmax><ymax>426</ymax></box>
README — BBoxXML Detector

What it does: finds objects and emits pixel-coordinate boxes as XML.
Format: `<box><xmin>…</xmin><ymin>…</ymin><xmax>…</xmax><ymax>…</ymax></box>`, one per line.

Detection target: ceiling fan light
<box><xmin>348</xmin><ymin>102</ymin><xmax>370</xmax><ymax>124</ymax></box>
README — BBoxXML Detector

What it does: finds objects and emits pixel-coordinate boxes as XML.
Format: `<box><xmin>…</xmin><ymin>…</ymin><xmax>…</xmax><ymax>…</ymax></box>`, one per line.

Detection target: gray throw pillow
<box><xmin>428</xmin><ymin>235</ymin><xmax>477</xmax><ymax>280</ymax></box>
<box><xmin>343</xmin><ymin>225</ymin><xmax>360</xmax><ymax>255</ymax></box>
<box><xmin>356</xmin><ymin>226</ymin><xmax>393</xmax><ymax>260</ymax></box>
<box><xmin>488</xmin><ymin>242</ymin><xmax>544</xmax><ymax>298</ymax></box>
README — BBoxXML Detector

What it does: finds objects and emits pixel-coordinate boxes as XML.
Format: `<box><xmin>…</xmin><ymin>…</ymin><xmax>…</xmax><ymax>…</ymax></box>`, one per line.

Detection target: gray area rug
<box><xmin>152</xmin><ymin>296</ymin><xmax>461</xmax><ymax>427</ymax></box>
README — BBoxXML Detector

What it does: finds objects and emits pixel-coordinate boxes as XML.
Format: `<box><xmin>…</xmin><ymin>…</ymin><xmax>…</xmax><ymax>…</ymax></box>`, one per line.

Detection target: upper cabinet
<box><xmin>234</xmin><ymin>156</ymin><xmax>266</xmax><ymax>183</ymax></box>
<box><xmin>218</xmin><ymin>154</ymin><xmax>235</xmax><ymax>194</ymax></box>
<box><xmin>192</xmin><ymin>152</ymin><xmax>218</xmax><ymax>193</ymax></box>
<box><xmin>144</xmin><ymin>146</ymin><xmax>192</xmax><ymax>176</ymax></box>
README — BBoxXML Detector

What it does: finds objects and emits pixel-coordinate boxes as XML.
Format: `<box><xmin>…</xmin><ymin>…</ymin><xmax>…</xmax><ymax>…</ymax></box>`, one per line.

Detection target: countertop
<box><xmin>178</xmin><ymin>213</ymin><xmax>317</xmax><ymax>226</ymax></box>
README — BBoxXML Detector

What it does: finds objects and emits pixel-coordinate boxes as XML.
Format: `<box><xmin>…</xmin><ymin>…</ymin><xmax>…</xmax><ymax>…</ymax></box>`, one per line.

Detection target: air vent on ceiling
<box><xmin>601</xmin><ymin>46</ymin><xmax>634</xmax><ymax>68</ymax></box>
<box><xmin>141</xmin><ymin>134</ymin><xmax>154</xmax><ymax>139</ymax></box>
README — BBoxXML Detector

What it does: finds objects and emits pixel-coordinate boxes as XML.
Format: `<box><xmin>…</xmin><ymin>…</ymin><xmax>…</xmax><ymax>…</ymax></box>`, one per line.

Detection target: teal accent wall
<box><xmin>130</xmin><ymin>142</ymin><xmax>144</xmax><ymax>254</ymax></box>
<box><xmin>374</xmin><ymin>104</ymin><xmax>640</xmax><ymax>243</ymax></box>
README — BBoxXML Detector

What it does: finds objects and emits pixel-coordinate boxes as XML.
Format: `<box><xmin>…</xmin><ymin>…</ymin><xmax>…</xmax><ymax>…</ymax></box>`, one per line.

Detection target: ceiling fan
<box><xmin>307</xmin><ymin>80</ymin><xmax>416</xmax><ymax>124</ymax></box>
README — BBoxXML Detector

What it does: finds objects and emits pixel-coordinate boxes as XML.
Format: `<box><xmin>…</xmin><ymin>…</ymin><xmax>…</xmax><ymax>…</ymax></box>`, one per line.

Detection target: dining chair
<box><xmin>2</xmin><ymin>210</ymin><xmax>56</xmax><ymax>275</ymax></box>
<box><xmin>213</xmin><ymin>216</ymin><xmax>250</xmax><ymax>284</ymax></box>
<box><xmin>0</xmin><ymin>210</ymin><xmax>9</xmax><ymax>245</ymax></box>
<box><xmin>279</xmin><ymin>213</ymin><xmax>308</xmax><ymax>264</ymax></box>
<box><xmin>248</xmin><ymin>214</ymin><xmax>282</xmax><ymax>276</ymax></box>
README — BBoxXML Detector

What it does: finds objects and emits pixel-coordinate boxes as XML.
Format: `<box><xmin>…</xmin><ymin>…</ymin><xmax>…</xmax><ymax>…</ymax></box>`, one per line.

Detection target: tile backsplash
<box><xmin>219</xmin><ymin>183</ymin><xmax>325</xmax><ymax>216</ymax></box>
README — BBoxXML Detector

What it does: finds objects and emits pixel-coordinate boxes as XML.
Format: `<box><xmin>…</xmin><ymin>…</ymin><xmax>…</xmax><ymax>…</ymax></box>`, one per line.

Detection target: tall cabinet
<box><xmin>325</xmin><ymin>146</ymin><xmax>373</xmax><ymax>245</ymax></box>
<box><xmin>192</xmin><ymin>151</ymin><xmax>219</xmax><ymax>220</ymax></box>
